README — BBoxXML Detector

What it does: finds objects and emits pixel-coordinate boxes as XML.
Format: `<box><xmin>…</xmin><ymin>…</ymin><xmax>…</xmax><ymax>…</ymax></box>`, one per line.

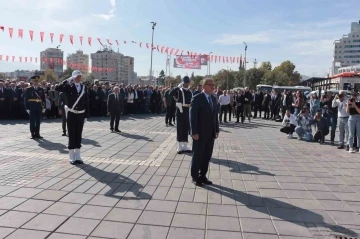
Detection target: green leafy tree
<box><xmin>40</xmin><ymin>69</ymin><xmax>58</xmax><ymax>83</ymax></box>
<box><xmin>245</xmin><ymin>68</ymin><xmax>264</xmax><ymax>89</ymax></box>
<box><xmin>60</xmin><ymin>68</ymin><xmax>73</xmax><ymax>81</ymax></box>
<box><xmin>259</xmin><ymin>61</ymin><xmax>272</xmax><ymax>72</ymax></box>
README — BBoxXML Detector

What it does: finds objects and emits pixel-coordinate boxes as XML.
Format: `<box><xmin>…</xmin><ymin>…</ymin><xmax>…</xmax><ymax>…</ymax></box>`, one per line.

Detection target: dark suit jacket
<box><xmin>107</xmin><ymin>93</ymin><xmax>122</xmax><ymax>113</ymax></box>
<box><xmin>58</xmin><ymin>92</ymin><xmax>68</xmax><ymax>111</ymax></box>
<box><xmin>190</xmin><ymin>92</ymin><xmax>219</xmax><ymax>140</ymax></box>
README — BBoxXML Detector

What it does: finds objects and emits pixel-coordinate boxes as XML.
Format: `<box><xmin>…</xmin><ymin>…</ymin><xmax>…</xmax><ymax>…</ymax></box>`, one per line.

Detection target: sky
<box><xmin>0</xmin><ymin>0</ymin><xmax>359</xmax><ymax>79</ymax></box>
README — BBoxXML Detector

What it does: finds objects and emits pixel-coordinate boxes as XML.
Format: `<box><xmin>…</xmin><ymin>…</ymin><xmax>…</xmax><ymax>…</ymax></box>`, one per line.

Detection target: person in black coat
<box><xmin>58</xmin><ymin>92</ymin><xmax>68</xmax><ymax>136</ymax></box>
<box><xmin>253</xmin><ymin>90</ymin><xmax>263</xmax><ymax>118</ymax></box>
<box><xmin>55</xmin><ymin>70</ymin><xmax>89</xmax><ymax>165</ymax></box>
<box><xmin>0</xmin><ymin>80</ymin><xmax>8</xmax><ymax>119</ymax></box>
<box><xmin>235</xmin><ymin>90</ymin><xmax>245</xmax><ymax>123</ymax></box>
<box><xmin>107</xmin><ymin>86</ymin><xmax>122</xmax><ymax>132</ymax></box>
<box><xmin>262</xmin><ymin>90</ymin><xmax>271</xmax><ymax>119</ymax></box>
<box><xmin>190</xmin><ymin>78</ymin><xmax>219</xmax><ymax>186</ymax></box>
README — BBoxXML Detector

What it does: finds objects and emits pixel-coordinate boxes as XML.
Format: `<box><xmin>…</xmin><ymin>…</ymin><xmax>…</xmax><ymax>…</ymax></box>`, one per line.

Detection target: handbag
<box><xmin>305</xmin><ymin>132</ymin><xmax>313</xmax><ymax>142</ymax></box>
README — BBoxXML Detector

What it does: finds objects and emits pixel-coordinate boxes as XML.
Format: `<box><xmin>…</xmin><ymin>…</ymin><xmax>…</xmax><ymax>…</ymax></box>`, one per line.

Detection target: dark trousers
<box><xmin>280</xmin><ymin>124</ymin><xmax>296</xmax><ymax>134</ymax></box>
<box><xmin>110</xmin><ymin>110</ymin><xmax>121</xmax><ymax>130</ymax></box>
<box><xmin>165</xmin><ymin>105</ymin><xmax>175</xmax><ymax>124</ymax></box>
<box><xmin>227</xmin><ymin>104</ymin><xmax>232</xmax><ymax>121</ymax></box>
<box><xmin>219</xmin><ymin>105</ymin><xmax>228</xmax><ymax>122</ymax></box>
<box><xmin>243</xmin><ymin>104</ymin><xmax>251</xmax><ymax>121</ymax></box>
<box><xmin>254</xmin><ymin>104</ymin><xmax>261</xmax><ymax>118</ymax></box>
<box><xmin>330</xmin><ymin>116</ymin><xmax>337</xmax><ymax>142</ymax></box>
<box><xmin>67</xmin><ymin>112</ymin><xmax>85</xmax><ymax>150</ymax></box>
<box><xmin>191</xmin><ymin>136</ymin><xmax>215</xmax><ymax>179</ymax></box>
<box><xmin>236</xmin><ymin>105</ymin><xmax>243</xmax><ymax>122</ymax></box>
<box><xmin>29</xmin><ymin>107</ymin><xmax>41</xmax><ymax>136</ymax></box>
<box><xmin>263</xmin><ymin>105</ymin><xmax>270</xmax><ymax>119</ymax></box>
<box><xmin>62</xmin><ymin>111</ymin><xmax>67</xmax><ymax>133</ymax></box>
<box><xmin>176</xmin><ymin>108</ymin><xmax>189</xmax><ymax>142</ymax></box>
<box><xmin>314</xmin><ymin>130</ymin><xmax>329</xmax><ymax>143</ymax></box>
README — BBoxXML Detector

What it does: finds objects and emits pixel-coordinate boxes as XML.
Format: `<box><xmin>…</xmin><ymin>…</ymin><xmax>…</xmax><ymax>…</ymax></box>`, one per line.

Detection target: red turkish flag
<box><xmin>19</xmin><ymin>57</ymin><xmax>22</xmax><ymax>62</ymax></box>
<box><xmin>35</xmin><ymin>57</ymin><xmax>37</xmax><ymax>63</ymax></box>
<box><xmin>88</xmin><ymin>37</ymin><xmax>92</xmax><ymax>46</ymax></box>
<box><xmin>157</xmin><ymin>45</ymin><xmax>160</xmax><ymax>52</ymax></box>
<box><xmin>25</xmin><ymin>57</ymin><xmax>27</xmax><ymax>62</ymax></box>
<box><xmin>30</xmin><ymin>57</ymin><xmax>32</xmax><ymax>62</ymax></box>
<box><xmin>97</xmin><ymin>38</ymin><xmax>104</xmax><ymax>46</ymax></box>
<box><xmin>123</xmin><ymin>41</ymin><xmax>127</xmax><ymax>44</ymax></box>
<box><xmin>50</xmin><ymin>33</ymin><xmax>54</xmax><ymax>43</ymax></box>
<box><xmin>222</xmin><ymin>56</ymin><xmax>225</xmax><ymax>63</ymax></box>
<box><xmin>0</xmin><ymin>55</ymin><xmax>2</xmax><ymax>61</ymax></box>
<box><xmin>215</xmin><ymin>56</ymin><xmax>218</xmax><ymax>63</ymax></box>
<box><xmin>6</xmin><ymin>56</ymin><xmax>9</xmax><ymax>61</ymax></box>
<box><xmin>211</xmin><ymin>55</ymin><xmax>214</xmax><ymax>62</ymax></box>
<box><xmin>29</xmin><ymin>30</ymin><xmax>34</xmax><ymax>41</ymax></box>
<box><xmin>0</xmin><ymin>26</ymin><xmax>4</xmax><ymax>32</ymax></box>
<box><xmin>115</xmin><ymin>40</ymin><xmax>119</xmax><ymax>45</ymax></box>
<box><xmin>174</xmin><ymin>49</ymin><xmax>179</xmax><ymax>55</ymax></box>
<box><xmin>18</xmin><ymin>29</ymin><xmax>23</xmax><ymax>38</ymax></box>
<box><xmin>79</xmin><ymin>36</ymin><xmax>83</xmax><ymax>45</ymax></box>
<box><xmin>164</xmin><ymin>47</ymin><xmax>169</xmax><ymax>54</ymax></box>
<box><xmin>146</xmin><ymin>43</ymin><xmax>149</xmax><ymax>49</ymax></box>
<box><xmin>12</xmin><ymin>56</ymin><xmax>15</xmax><ymax>62</ymax></box>
<box><xmin>139</xmin><ymin>42</ymin><xmax>142</xmax><ymax>47</ymax></box>
<box><xmin>161</xmin><ymin>46</ymin><xmax>165</xmax><ymax>53</ymax></box>
<box><xmin>169</xmin><ymin>48</ymin><xmax>174</xmax><ymax>55</ymax></box>
<box><xmin>237</xmin><ymin>57</ymin><xmax>239</xmax><ymax>64</ymax></box>
<box><xmin>193</xmin><ymin>53</ymin><xmax>197</xmax><ymax>58</ymax></box>
<box><xmin>226</xmin><ymin>56</ymin><xmax>228</xmax><ymax>63</ymax></box>
<box><xmin>106</xmin><ymin>39</ymin><xmax>112</xmax><ymax>45</ymax></box>
<box><xmin>40</xmin><ymin>32</ymin><xmax>44</xmax><ymax>42</ymax></box>
<box><xmin>59</xmin><ymin>34</ymin><xmax>64</xmax><ymax>43</ymax></box>
<box><xmin>8</xmin><ymin>28</ymin><xmax>13</xmax><ymax>38</ymax></box>
<box><xmin>180</xmin><ymin>50</ymin><xmax>184</xmax><ymax>56</ymax></box>
<box><xmin>69</xmin><ymin>35</ymin><xmax>74</xmax><ymax>45</ymax></box>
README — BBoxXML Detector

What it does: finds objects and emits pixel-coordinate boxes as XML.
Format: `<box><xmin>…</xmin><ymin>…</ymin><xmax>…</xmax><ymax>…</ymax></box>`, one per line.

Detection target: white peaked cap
<box><xmin>72</xmin><ymin>70</ymin><xmax>82</xmax><ymax>77</ymax></box>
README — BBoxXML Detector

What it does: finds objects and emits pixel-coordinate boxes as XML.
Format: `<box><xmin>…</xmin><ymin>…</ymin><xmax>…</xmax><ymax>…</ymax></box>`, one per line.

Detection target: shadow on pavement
<box><xmin>118</xmin><ymin>132</ymin><xmax>153</xmax><ymax>142</ymax></box>
<box><xmin>77</xmin><ymin>164</ymin><xmax>152</xmax><ymax>200</ymax></box>
<box><xmin>212</xmin><ymin>158</ymin><xmax>275</xmax><ymax>176</ymax></box>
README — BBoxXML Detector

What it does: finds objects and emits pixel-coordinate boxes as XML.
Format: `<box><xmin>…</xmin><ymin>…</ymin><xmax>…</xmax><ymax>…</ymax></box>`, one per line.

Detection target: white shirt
<box><xmin>282</xmin><ymin>114</ymin><xmax>297</xmax><ymax>126</ymax></box>
<box><xmin>75</xmin><ymin>83</ymin><xmax>81</xmax><ymax>93</ymax></box>
<box><xmin>219</xmin><ymin>94</ymin><xmax>230</xmax><ymax>105</ymax></box>
<box><xmin>134</xmin><ymin>90</ymin><xmax>138</xmax><ymax>99</ymax></box>
<box><xmin>332</xmin><ymin>98</ymin><xmax>350</xmax><ymax>117</ymax></box>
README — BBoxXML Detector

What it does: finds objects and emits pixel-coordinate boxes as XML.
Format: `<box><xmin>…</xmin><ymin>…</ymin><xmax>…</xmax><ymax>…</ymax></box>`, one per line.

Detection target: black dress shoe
<box><xmin>35</xmin><ymin>135</ymin><xmax>43</xmax><ymax>139</ymax></box>
<box><xmin>62</xmin><ymin>133</ymin><xmax>67</xmax><ymax>136</ymax></box>
<box><xmin>200</xmin><ymin>177</ymin><xmax>213</xmax><ymax>185</ymax></box>
<box><xmin>70</xmin><ymin>161</ymin><xmax>76</xmax><ymax>165</ymax></box>
<box><xmin>169</xmin><ymin>123</ymin><xmax>174</xmax><ymax>126</ymax></box>
<box><xmin>115</xmin><ymin>129</ymin><xmax>121</xmax><ymax>132</ymax></box>
<box><xmin>192</xmin><ymin>178</ymin><xmax>203</xmax><ymax>186</ymax></box>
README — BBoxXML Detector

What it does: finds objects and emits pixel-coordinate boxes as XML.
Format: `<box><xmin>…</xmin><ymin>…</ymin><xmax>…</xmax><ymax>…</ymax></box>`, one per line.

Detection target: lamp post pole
<box><xmin>243</xmin><ymin>42</ymin><xmax>248</xmax><ymax>86</ymax></box>
<box><xmin>227</xmin><ymin>66</ymin><xmax>229</xmax><ymax>90</ymax></box>
<box><xmin>150</xmin><ymin>22</ymin><xmax>157</xmax><ymax>85</ymax></box>
<box><xmin>208</xmin><ymin>51</ymin><xmax>212</xmax><ymax>75</ymax></box>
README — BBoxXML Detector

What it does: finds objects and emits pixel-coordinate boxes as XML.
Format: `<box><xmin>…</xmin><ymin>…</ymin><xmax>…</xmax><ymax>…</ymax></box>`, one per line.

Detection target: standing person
<box><xmin>243</xmin><ymin>87</ymin><xmax>252</xmax><ymax>122</ymax></box>
<box><xmin>107</xmin><ymin>86</ymin><xmax>122</xmax><ymax>132</ymax></box>
<box><xmin>190</xmin><ymin>78</ymin><xmax>219</xmax><ymax>186</ymax></box>
<box><xmin>170</xmin><ymin>76</ymin><xmax>193</xmax><ymax>154</ymax></box>
<box><xmin>24</xmin><ymin>76</ymin><xmax>46</xmax><ymax>139</ymax></box>
<box><xmin>193</xmin><ymin>85</ymin><xmax>202</xmax><ymax>95</ymax></box>
<box><xmin>235</xmin><ymin>90</ymin><xmax>244</xmax><ymax>123</ymax></box>
<box><xmin>58</xmin><ymin>92</ymin><xmax>68</xmax><ymax>136</ymax></box>
<box><xmin>218</xmin><ymin>90</ymin><xmax>230</xmax><ymax>123</ymax></box>
<box><xmin>332</xmin><ymin>91</ymin><xmax>349</xmax><ymax>150</ymax></box>
<box><xmin>346</xmin><ymin>93</ymin><xmax>360</xmax><ymax>153</ymax></box>
<box><xmin>262</xmin><ymin>90</ymin><xmax>271</xmax><ymax>119</ymax></box>
<box><xmin>55</xmin><ymin>70</ymin><xmax>89</xmax><ymax>165</ymax></box>
<box><xmin>164</xmin><ymin>84</ymin><xmax>175</xmax><ymax>126</ymax></box>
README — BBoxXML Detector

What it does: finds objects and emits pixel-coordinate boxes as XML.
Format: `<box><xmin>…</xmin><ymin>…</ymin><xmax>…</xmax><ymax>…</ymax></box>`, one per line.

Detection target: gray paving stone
<box><xmin>0</xmin><ymin>186</ymin><xmax>18</xmax><ymax>196</ymax></box>
<box><xmin>7</xmin><ymin>188</ymin><xmax>43</xmax><ymax>198</ymax></box>
<box><xmin>207</xmin><ymin>204</ymin><xmax>238</xmax><ymax>217</ymax></box>
<box><xmin>242</xmin><ymin>232</ymin><xmax>280</xmax><ymax>239</ymax></box>
<box><xmin>0</xmin><ymin>197</ymin><xmax>27</xmax><ymax>210</ymax></box>
<box><xmin>13</xmin><ymin>199</ymin><xmax>53</xmax><ymax>213</ymax></box>
<box><xmin>145</xmin><ymin>199</ymin><xmax>177</xmax><ymax>212</ymax></box>
<box><xmin>60</xmin><ymin>192</ymin><xmax>94</xmax><ymax>204</ymax></box>
<box><xmin>167</xmin><ymin>227</ymin><xmax>204</xmax><ymax>239</ymax></box>
<box><xmin>0</xmin><ymin>211</ymin><xmax>36</xmax><ymax>228</ymax></box>
<box><xmin>104</xmin><ymin>208</ymin><xmax>142</xmax><ymax>223</ymax></box>
<box><xmin>207</xmin><ymin>216</ymin><xmax>241</xmax><ymax>231</ymax></box>
<box><xmin>32</xmin><ymin>189</ymin><xmax>68</xmax><ymax>201</ymax></box>
<box><xmin>74</xmin><ymin>205</ymin><xmax>111</xmax><ymax>220</ymax></box>
<box><xmin>273</xmin><ymin>220</ymin><xmax>314</xmax><ymax>237</ymax></box>
<box><xmin>127</xmin><ymin>224</ymin><xmax>169</xmax><ymax>239</ymax></box>
<box><xmin>115</xmin><ymin>198</ymin><xmax>149</xmax><ymax>209</ymax></box>
<box><xmin>0</xmin><ymin>227</ymin><xmax>15</xmax><ymax>238</ymax></box>
<box><xmin>47</xmin><ymin>233</ymin><xmax>86</xmax><ymax>239</ymax></box>
<box><xmin>91</xmin><ymin>221</ymin><xmax>133</xmax><ymax>238</ymax></box>
<box><xmin>171</xmin><ymin>213</ymin><xmax>205</xmax><ymax>229</ymax></box>
<box><xmin>22</xmin><ymin>214</ymin><xmax>67</xmax><ymax>231</ymax></box>
<box><xmin>5</xmin><ymin>229</ymin><xmax>49</xmax><ymax>239</ymax></box>
<box><xmin>207</xmin><ymin>230</ymin><xmax>243</xmax><ymax>239</ymax></box>
<box><xmin>56</xmin><ymin>217</ymin><xmax>100</xmax><ymax>235</ymax></box>
<box><xmin>43</xmin><ymin>202</ymin><xmax>82</xmax><ymax>216</ymax></box>
<box><xmin>137</xmin><ymin>211</ymin><xmax>174</xmax><ymax>226</ymax></box>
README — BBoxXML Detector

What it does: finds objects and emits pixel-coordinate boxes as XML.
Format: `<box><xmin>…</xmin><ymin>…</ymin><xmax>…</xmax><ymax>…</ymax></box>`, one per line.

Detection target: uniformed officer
<box><xmin>170</xmin><ymin>76</ymin><xmax>193</xmax><ymax>154</ymax></box>
<box><xmin>24</xmin><ymin>76</ymin><xmax>46</xmax><ymax>139</ymax></box>
<box><xmin>55</xmin><ymin>70</ymin><xmax>89</xmax><ymax>165</ymax></box>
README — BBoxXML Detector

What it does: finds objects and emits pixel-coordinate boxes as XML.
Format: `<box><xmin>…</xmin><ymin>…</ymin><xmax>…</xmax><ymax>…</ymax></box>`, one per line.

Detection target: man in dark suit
<box><xmin>190</xmin><ymin>78</ymin><xmax>219</xmax><ymax>186</ymax></box>
<box><xmin>55</xmin><ymin>70</ymin><xmax>89</xmax><ymax>165</ymax></box>
<box><xmin>58</xmin><ymin>92</ymin><xmax>68</xmax><ymax>136</ymax></box>
<box><xmin>107</xmin><ymin>86</ymin><xmax>122</xmax><ymax>132</ymax></box>
<box><xmin>24</xmin><ymin>76</ymin><xmax>46</xmax><ymax>139</ymax></box>
<box><xmin>0</xmin><ymin>80</ymin><xmax>8</xmax><ymax>119</ymax></box>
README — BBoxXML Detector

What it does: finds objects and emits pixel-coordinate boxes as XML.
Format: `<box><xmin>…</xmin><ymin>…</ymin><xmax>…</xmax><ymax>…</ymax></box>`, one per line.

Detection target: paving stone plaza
<box><xmin>0</xmin><ymin>115</ymin><xmax>360</xmax><ymax>239</ymax></box>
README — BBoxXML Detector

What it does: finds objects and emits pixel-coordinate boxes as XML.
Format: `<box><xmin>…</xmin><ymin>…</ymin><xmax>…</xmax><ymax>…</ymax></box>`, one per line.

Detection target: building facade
<box><xmin>122</xmin><ymin>56</ymin><xmax>136</xmax><ymax>85</ymax></box>
<box><xmin>66</xmin><ymin>50</ymin><xmax>89</xmax><ymax>75</ymax></box>
<box><xmin>333</xmin><ymin>21</ymin><xmax>360</xmax><ymax>75</ymax></box>
<box><xmin>40</xmin><ymin>48</ymin><xmax>64</xmax><ymax>77</ymax></box>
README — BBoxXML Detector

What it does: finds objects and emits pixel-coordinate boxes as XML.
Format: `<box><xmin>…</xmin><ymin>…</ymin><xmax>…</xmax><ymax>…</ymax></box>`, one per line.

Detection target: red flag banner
<box><xmin>124</xmin><ymin>41</ymin><xmax>127</xmax><ymax>44</ymax></box>
<box><xmin>169</xmin><ymin>48</ymin><xmax>174</xmax><ymax>55</ymax></box>
<box><xmin>157</xmin><ymin>45</ymin><xmax>160</xmax><ymax>52</ymax></box>
<box><xmin>35</xmin><ymin>57</ymin><xmax>37</xmax><ymax>63</ymax></box>
<box><xmin>12</xmin><ymin>56</ymin><xmax>15</xmax><ymax>62</ymax></box>
<box><xmin>25</xmin><ymin>57</ymin><xmax>27</xmax><ymax>62</ymax></box>
<box><xmin>146</xmin><ymin>43</ymin><xmax>149</xmax><ymax>49</ymax></box>
<box><xmin>30</xmin><ymin>57</ymin><xmax>32</xmax><ymax>62</ymax></box>
<box><xmin>69</xmin><ymin>35</ymin><xmax>74</xmax><ymax>45</ymax></box>
<box><xmin>106</xmin><ymin>39</ymin><xmax>112</xmax><ymax>45</ymax></box>
<box><xmin>0</xmin><ymin>55</ymin><xmax>2</xmax><ymax>61</ymax></box>
<box><xmin>215</xmin><ymin>56</ymin><xmax>218</xmax><ymax>63</ymax></box>
<box><xmin>0</xmin><ymin>26</ymin><xmax>4</xmax><ymax>31</ymax></box>
<box><xmin>174</xmin><ymin>49</ymin><xmax>179</xmax><ymax>55</ymax></box>
<box><xmin>165</xmin><ymin>47</ymin><xmax>169</xmax><ymax>54</ymax></box>
<box><xmin>50</xmin><ymin>33</ymin><xmax>54</xmax><ymax>43</ymax></box>
<box><xmin>6</xmin><ymin>56</ymin><xmax>9</xmax><ymax>61</ymax></box>
<box><xmin>79</xmin><ymin>36</ymin><xmax>83</xmax><ymax>45</ymax></box>
<box><xmin>97</xmin><ymin>38</ymin><xmax>103</xmax><ymax>46</ymax></box>
<box><xmin>115</xmin><ymin>40</ymin><xmax>119</xmax><ymax>45</ymax></box>
<box><xmin>139</xmin><ymin>42</ymin><xmax>142</xmax><ymax>47</ymax></box>
<box><xmin>19</xmin><ymin>56</ymin><xmax>22</xmax><ymax>62</ymax></box>
<box><xmin>40</xmin><ymin>32</ymin><xmax>44</xmax><ymax>42</ymax></box>
<box><xmin>18</xmin><ymin>29</ymin><xmax>23</xmax><ymax>38</ymax></box>
<box><xmin>237</xmin><ymin>57</ymin><xmax>239</xmax><ymax>64</ymax></box>
<box><xmin>88</xmin><ymin>37</ymin><xmax>92</xmax><ymax>46</ymax></box>
<box><xmin>226</xmin><ymin>56</ymin><xmax>229</xmax><ymax>63</ymax></box>
<box><xmin>9</xmin><ymin>28</ymin><xmax>13</xmax><ymax>38</ymax></box>
<box><xmin>59</xmin><ymin>34</ymin><xmax>64</xmax><ymax>43</ymax></box>
<box><xmin>29</xmin><ymin>30</ymin><xmax>34</xmax><ymax>41</ymax></box>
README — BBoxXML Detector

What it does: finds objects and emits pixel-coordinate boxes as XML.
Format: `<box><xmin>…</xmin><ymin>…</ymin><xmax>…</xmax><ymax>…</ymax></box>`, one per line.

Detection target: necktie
<box><xmin>208</xmin><ymin>96</ymin><xmax>213</xmax><ymax>112</ymax></box>
<box><xmin>115</xmin><ymin>94</ymin><xmax>118</xmax><ymax>101</ymax></box>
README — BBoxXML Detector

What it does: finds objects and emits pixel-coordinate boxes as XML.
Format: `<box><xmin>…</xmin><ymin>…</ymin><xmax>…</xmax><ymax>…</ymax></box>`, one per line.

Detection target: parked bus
<box><xmin>256</xmin><ymin>84</ymin><xmax>273</xmax><ymax>92</ymax></box>
<box><xmin>272</xmin><ymin>86</ymin><xmax>311</xmax><ymax>94</ymax></box>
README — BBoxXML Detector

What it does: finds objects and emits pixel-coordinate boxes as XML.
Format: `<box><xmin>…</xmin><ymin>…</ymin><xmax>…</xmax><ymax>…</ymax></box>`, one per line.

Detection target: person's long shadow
<box><xmin>205</xmin><ymin>185</ymin><xmax>357</xmax><ymax>237</ymax></box>
<box><xmin>82</xmin><ymin>138</ymin><xmax>101</xmax><ymax>147</ymax></box>
<box><xmin>212</xmin><ymin>158</ymin><xmax>275</xmax><ymax>176</ymax></box>
<box><xmin>37</xmin><ymin>138</ymin><xmax>68</xmax><ymax>154</ymax></box>
<box><xmin>76</xmin><ymin>164</ymin><xmax>151</xmax><ymax>200</ymax></box>
<box><xmin>118</xmin><ymin>132</ymin><xmax>153</xmax><ymax>142</ymax></box>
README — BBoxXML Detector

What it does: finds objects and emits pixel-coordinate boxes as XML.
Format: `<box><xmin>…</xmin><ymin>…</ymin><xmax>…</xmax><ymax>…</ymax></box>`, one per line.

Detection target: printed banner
<box><xmin>173</xmin><ymin>55</ymin><xmax>201</xmax><ymax>69</ymax></box>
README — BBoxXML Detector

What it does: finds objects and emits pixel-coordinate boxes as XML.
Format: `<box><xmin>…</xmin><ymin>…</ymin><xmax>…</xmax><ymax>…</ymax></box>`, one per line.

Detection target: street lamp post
<box><xmin>243</xmin><ymin>42</ymin><xmax>248</xmax><ymax>86</ymax></box>
<box><xmin>150</xmin><ymin>22</ymin><xmax>157</xmax><ymax>85</ymax></box>
<box><xmin>227</xmin><ymin>66</ymin><xmax>229</xmax><ymax>90</ymax></box>
<box><xmin>207</xmin><ymin>51</ymin><xmax>212</xmax><ymax>75</ymax></box>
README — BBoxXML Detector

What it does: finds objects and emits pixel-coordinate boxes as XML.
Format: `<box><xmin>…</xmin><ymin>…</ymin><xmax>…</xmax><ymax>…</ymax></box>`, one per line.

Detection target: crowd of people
<box><xmin>1</xmin><ymin>77</ymin><xmax>360</xmax><ymax>153</ymax></box>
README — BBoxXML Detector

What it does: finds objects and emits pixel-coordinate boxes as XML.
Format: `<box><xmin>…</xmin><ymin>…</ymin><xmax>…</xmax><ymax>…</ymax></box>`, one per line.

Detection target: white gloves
<box><xmin>26</xmin><ymin>110</ymin><xmax>30</xmax><ymax>114</ymax></box>
<box><xmin>84</xmin><ymin>118</ymin><xmax>87</xmax><ymax>124</ymax></box>
<box><xmin>42</xmin><ymin>109</ymin><xmax>45</xmax><ymax>113</ymax></box>
<box><xmin>66</xmin><ymin>76</ymin><xmax>76</xmax><ymax>83</ymax></box>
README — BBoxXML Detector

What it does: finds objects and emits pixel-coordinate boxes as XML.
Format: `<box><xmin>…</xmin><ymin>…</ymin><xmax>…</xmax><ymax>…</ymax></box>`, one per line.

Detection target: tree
<box><xmin>40</xmin><ymin>69</ymin><xmax>58</xmax><ymax>83</ymax></box>
<box><xmin>272</xmin><ymin>61</ymin><xmax>301</xmax><ymax>86</ymax></box>
<box><xmin>212</xmin><ymin>69</ymin><xmax>236</xmax><ymax>90</ymax></box>
<box><xmin>245</xmin><ymin>68</ymin><xmax>264</xmax><ymax>89</ymax></box>
<box><xmin>259</xmin><ymin>61</ymin><xmax>272</xmax><ymax>72</ymax></box>
<box><xmin>191</xmin><ymin>75</ymin><xmax>204</xmax><ymax>88</ymax></box>
<box><xmin>60</xmin><ymin>68</ymin><xmax>73</xmax><ymax>81</ymax></box>
<box><xmin>84</xmin><ymin>74</ymin><xmax>95</xmax><ymax>84</ymax></box>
